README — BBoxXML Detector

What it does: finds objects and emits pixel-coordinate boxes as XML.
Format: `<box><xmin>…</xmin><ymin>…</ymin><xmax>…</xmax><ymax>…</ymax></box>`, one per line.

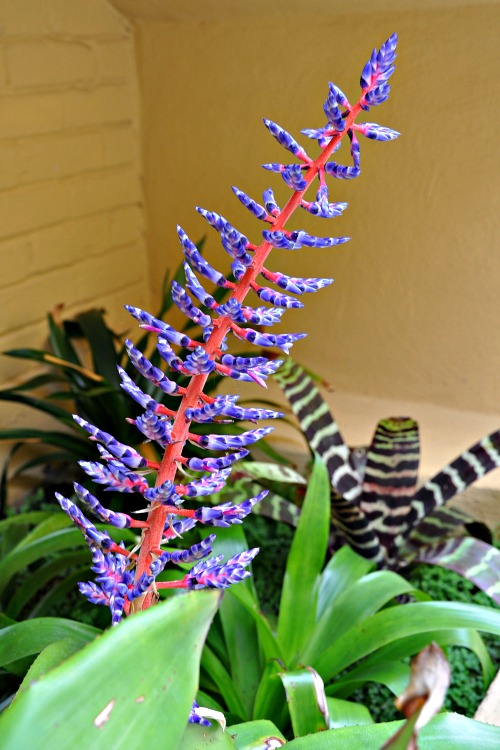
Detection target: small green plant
<box><xmin>238</xmin><ymin>357</ymin><xmax>500</xmax><ymax>602</ymax></box>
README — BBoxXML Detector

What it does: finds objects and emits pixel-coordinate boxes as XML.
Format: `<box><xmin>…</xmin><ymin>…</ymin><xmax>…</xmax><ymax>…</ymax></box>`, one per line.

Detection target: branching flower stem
<box><xmin>135</xmin><ymin>101</ymin><xmax>376</xmax><ymax>607</ymax></box>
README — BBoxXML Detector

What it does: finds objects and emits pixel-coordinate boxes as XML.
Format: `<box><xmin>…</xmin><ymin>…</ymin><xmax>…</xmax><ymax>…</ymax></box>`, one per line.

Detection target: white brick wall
<box><xmin>0</xmin><ymin>0</ymin><xmax>149</xmax><ymax>389</ymax></box>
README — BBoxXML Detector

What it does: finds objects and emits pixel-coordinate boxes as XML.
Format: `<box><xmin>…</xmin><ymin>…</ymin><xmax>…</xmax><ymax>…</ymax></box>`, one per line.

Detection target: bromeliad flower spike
<box><xmin>58</xmin><ymin>34</ymin><xmax>398</xmax><ymax>637</ymax></box>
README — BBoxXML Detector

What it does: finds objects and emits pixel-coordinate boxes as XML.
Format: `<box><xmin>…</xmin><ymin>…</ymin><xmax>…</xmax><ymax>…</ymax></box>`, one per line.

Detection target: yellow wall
<box><xmin>133</xmin><ymin>3</ymin><xmax>500</xmax><ymax>416</ymax></box>
<box><xmin>0</xmin><ymin>0</ymin><xmax>149</xmax><ymax>389</ymax></box>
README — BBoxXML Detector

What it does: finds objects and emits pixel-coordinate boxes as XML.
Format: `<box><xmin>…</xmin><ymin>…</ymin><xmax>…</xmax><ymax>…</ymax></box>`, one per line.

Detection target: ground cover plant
<box><xmin>1</xmin><ymin>33</ymin><xmax>500</xmax><ymax>749</ymax></box>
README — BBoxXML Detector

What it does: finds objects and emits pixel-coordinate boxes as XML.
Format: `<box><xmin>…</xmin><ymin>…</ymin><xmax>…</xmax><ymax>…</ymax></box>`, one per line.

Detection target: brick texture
<box><xmin>0</xmin><ymin>0</ymin><xmax>148</xmax><ymax>383</ymax></box>
<box><xmin>0</xmin><ymin>0</ymin><xmax>149</xmax><ymax>496</ymax></box>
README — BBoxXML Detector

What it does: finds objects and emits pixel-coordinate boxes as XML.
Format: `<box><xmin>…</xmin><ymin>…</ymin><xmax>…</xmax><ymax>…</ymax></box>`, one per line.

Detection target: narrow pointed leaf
<box><xmin>229</xmin><ymin>719</ymin><xmax>286</xmax><ymax>748</ymax></box>
<box><xmin>277</xmin><ymin>455</ymin><xmax>330</xmax><ymax>665</ymax></box>
<box><xmin>326</xmin><ymin>697</ymin><xmax>374</xmax><ymax>728</ymax></box>
<box><xmin>0</xmin><ymin>590</ymin><xmax>220</xmax><ymax>750</ymax></box>
<box><xmin>280</xmin><ymin>667</ymin><xmax>329</xmax><ymax>737</ymax></box>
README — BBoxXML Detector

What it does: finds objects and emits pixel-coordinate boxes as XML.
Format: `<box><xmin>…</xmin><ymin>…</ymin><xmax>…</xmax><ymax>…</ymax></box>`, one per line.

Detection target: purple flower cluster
<box><xmin>56</xmin><ymin>31</ymin><xmax>399</xmax><ymax>651</ymax></box>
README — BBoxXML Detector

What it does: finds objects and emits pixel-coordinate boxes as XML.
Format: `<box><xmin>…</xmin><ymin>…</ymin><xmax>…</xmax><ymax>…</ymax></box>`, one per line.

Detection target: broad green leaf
<box><xmin>338</xmin><ymin>627</ymin><xmax>495</xmax><ymax>687</ymax></box>
<box><xmin>279</xmin><ymin>667</ymin><xmax>329</xmax><ymax>737</ymax></box>
<box><xmin>201</xmin><ymin>644</ymin><xmax>246</xmax><ymax>719</ymax></box>
<box><xmin>228</xmin><ymin>583</ymin><xmax>284</xmax><ymax>663</ymax></box>
<box><xmin>252</xmin><ymin>662</ymin><xmax>289</xmax><ymax>729</ymax></box>
<box><xmin>0</xmin><ymin>617</ymin><xmax>100</xmax><ymax>671</ymax></box>
<box><xmin>326</xmin><ymin>697</ymin><xmax>374</xmax><ymax>728</ymax></box>
<box><xmin>15</xmin><ymin>513</ymin><xmax>71</xmax><ymax>547</ymax></box>
<box><xmin>303</xmin><ymin>570</ymin><xmax>415</xmax><ymax>665</ymax></box>
<box><xmin>313</xmin><ymin>601</ymin><xmax>500</xmax><ymax>682</ymax></box>
<box><xmin>0</xmin><ymin>590</ymin><xmax>220</xmax><ymax>750</ymax></box>
<box><xmin>316</xmin><ymin>545</ymin><xmax>373</xmax><ymax>620</ymax></box>
<box><xmin>0</xmin><ymin>526</ymin><xmax>138</xmax><ymax>599</ymax></box>
<box><xmin>277</xmin><ymin>455</ymin><xmax>330</xmax><ymax>665</ymax></box>
<box><xmin>327</xmin><ymin>660</ymin><xmax>410</xmax><ymax>699</ymax></box>
<box><xmin>214</xmin><ymin>526</ymin><xmax>262</xmax><ymax>719</ymax></box>
<box><xmin>6</xmin><ymin>552</ymin><xmax>91</xmax><ymax>618</ymax></box>
<box><xmin>0</xmin><ymin>512</ymin><xmax>53</xmax><ymax>535</ymax></box>
<box><xmin>179</xmin><ymin>722</ymin><xmax>236</xmax><ymax>749</ymax></box>
<box><xmin>229</xmin><ymin>719</ymin><xmax>286</xmax><ymax>749</ymax></box>
<box><xmin>285</xmin><ymin>712</ymin><xmax>500</xmax><ymax>749</ymax></box>
<box><xmin>16</xmin><ymin>637</ymin><xmax>86</xmax><ymax>696</ymax></box>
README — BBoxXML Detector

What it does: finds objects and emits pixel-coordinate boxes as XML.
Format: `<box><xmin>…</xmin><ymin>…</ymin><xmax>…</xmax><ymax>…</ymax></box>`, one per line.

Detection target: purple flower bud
<box><xmin>282</xmin><ymin>164</ymin><xmax>307</xmax><ymax>191</ymax></box>
<box><xmin>260</xmin><ymin>267</ymin><xmax>333</xmax><ymax>295</ymax></box>
<box><xmin>195</xmin><ymin>490</ymin><xmax>267</xmax><ymax>527</ymax></box>
<box><xmin>214</xmin><ymin>298</ymin><xmax>246</xmax><ymax>323</ymax></box>
<box><xmin>185</xmin><ymin>449</ymin><xmax>249</xmax><ymax>472</ymax></box>
<box><xmin>131</xmin><ymin>410</ymin><xmax>173</xmax><ymax>448</ymax></box>
<box><xmin>262</xmin><ymin>188</ymin><xmax>281</xmax><ymax>215</ymax></box>
<box><xmin>117</xmin><ymin>367</ymin><xmax>161</xmax><ymax>411</ymax></box>
<box><xmin>56</xmin><ymin>493</ymin><xmax>114</xmax><ymax>549</ymax></box>
<box><xmin>253</xmin><ymin>284</ymin><xmax>303</xmax><ymax>308</ymax></box>
<box><xmin>171</xmin><ymin>281</ymin><xmax>212</xmax><ymax>327</ymax></box>
<box><xmin>192</xmin><ymin>426</ymin><xmax>273</xmax><ymax>451</ymax></box>
<box><xmin>263</xmin><ymin>118</ymin><xmax>309</xmax><ymax>159</ymax></box>
<box><xmin>124</xmin><ymin>341</ymin><xmax>182</xmax><ymax>397</ymax></box>
<box><xmin>74</xmin><ymin>483</ymin><xmax>132</xmax><ymax>528</ymax></box>
<box><xmin>231</xmin><ymin>186</ymin><xmax>268</xmax><ymax>220</ymax></box>
<box><xmin>187</xmin><ymin>548</ymin><xmax>259</xmax><ymax>589</ymax></box>
<box><xmin>196</xmin><ymin>208</ymin><xmax>253</xmax><ymax>266</ymax></box>
<box><xmin>74</xmin><ymin>415</ymin><xmax>148</xmax><ymax>470</ymax></box>
<box><xmin>323</xmin><ymin>86</ymin><xmax>346</xmax><ymax>131</ymax></box>
<box><xmin>144</xmin><ymin>479</ymin><xmax>179</xmax><ymax>505</ymax></box>
<box><xmin>231</xmin><ymin>323</ymin><xmax>306</xmax><ymax>354</ymax></box>
<box><xmin>156</xmin><ymin>337</ymin><xmax>187</xmax><ymax>374</ymax></box>
<box><xmin>79</xmin><ymin>459</ymin><xmax>148</xmax><ymax>494</ymax></box>
<box><xmin>355</xmin><ymin>122</ymin><xmax>400</xmax><ymax>141</ymax></box>
<box><xmin>240</xmin><ymin>305</ymin><xmax>285</xmax><ymax>326</ymax></box>
<box><xmin>177</xmin><ymin>226</ymin><xmax>229</xmax><ymax>287</ymax></box>
<box><xmin>189</xmin><ymin>702</ymin><xmax>212</xmax><ymax>728</ymax></box>
<box><xmin>301</xmin><ymin>185</ymin><xmax>348</xmax><ymax>219</ymax></box>
<box><xmin>183</xmin><ymin>347</ymin><xmax>217</xmax><ymax>375</ymax></box>
<box><xmin>125</xmin><ymin>306</ymin><xmax>196</xmax><ymax>349</ymax></box>
<box><xmin>183</xmin><ymin>262</ymin><xmax>218</xmax><ymax>309</ymax></box>
<box><xmin>181</xmin><ymin>468</ymin><xmax>231</xmax><ymax>497</ymax></box>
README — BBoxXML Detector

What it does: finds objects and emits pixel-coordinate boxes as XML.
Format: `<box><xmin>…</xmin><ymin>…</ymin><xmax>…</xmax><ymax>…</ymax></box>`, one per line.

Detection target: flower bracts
<box><xmin>57</xmin><ymin>34</ymin><xmax>399</xmax><ymax>628</ymax></box>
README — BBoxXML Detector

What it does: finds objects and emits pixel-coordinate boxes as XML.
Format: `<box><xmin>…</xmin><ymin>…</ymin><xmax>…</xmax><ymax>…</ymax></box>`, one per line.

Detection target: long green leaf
<box><xmin>285</xmin><ymin>712</ymin><xmax>500</xmax><ymax>749</ymax></box>
<box><xmin>0</xmin><ymin>617</ymin><xmax>100</xmax><ymax>670</ymax></box>
<box><xmin>179</xmin><ymin>722</ymin><xmax>236</xmax><ymax>749</ymax></box>
<box><xmin>316</xmin><ymin>545</ymin><xmax>374</xmax><ymax>620</ymax></box>
<box><xmin>0</xmin><ymin>526</ymin><xmax>138</xmax><ymax>599</ymax></box>
<box><xmin>280</xmin><ymin>667</ymin><xmax>329</xmax><ymax>737</ymax></box>
<box><xmin>229</xmin><ymin>719</ymin><xmax>286</xmax><ymax>749</ymax></box>
<box><xmin>277</xmin><ymin>455</ymin><xmax>330</xmax><ymax>665</ymax></box>
<box><xmin>326</xmin><ymin>697</ymin><xmax>374</xmax><ymax>728</ymax></box>
<box><xmin>213</xmin><ymin>527</ymin><xmax>262</xmax><ymax>719</ymax></box>
<box><xmin>16</xmin><ymin>638</ymin><xmax>87</xmax><ymax>696</ymax></box>
<box><xmin>0</xmin><ymin>590</ymin><xmax>220</xmax><ymax>750</ymax></box>
<box><xmin>201</xmin><ymin>644</ymin><xmax>247</xmax><ymax>719</ymax></box>
<box><xmin>313</xmin><ymin>601</ymin><xmax>500</xmax><ymax>682</ymax></box>
<box><xmin>303</xmin><ymin>571</ymin><xmax>415</xmax><ymax>665</ymax></box>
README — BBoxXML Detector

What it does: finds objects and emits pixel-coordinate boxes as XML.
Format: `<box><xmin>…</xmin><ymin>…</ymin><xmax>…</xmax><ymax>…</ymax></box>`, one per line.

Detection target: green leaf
<box><xmin>313</xmin><ymin>601</ymin><xmax>500</xmax><ymax>682</ymax></box>
<box><xmin>5</xmin><ymin>552</ymin><xmax>91</xmax><ymax>618</ymax></box>
<box><xmin>326</xmin><ymin>697</ymin><xmax>374</xmax><ymax>728</ymax></box>
<box><xmin>0</xmin><ymin>526</ymin><xmax>138</xmax><ymax>600</ymax></box>
<box><xmin>228</xmin><ymin>583</ymin><xmax>284</xmax><ymax>664</ymax></box>
<box><xmin>302</xmin><ymin>570</ymin><xmax>415</xmax><ymax>665</ymax></box>
<box><xmin>0</xmin><ymin>590</ymin><xmax>220</xmax><ymax>750</ymax></box>
<box><xmin>179</xmin><ymin>722</ymin><xmax>236</xmax><ymax>749</ymax></box>
<box><xmin>214</xmin><ymin>527</ymin><xmax>262</xmax><ymax>719</ymax></box>
<box><xmin>16</xmin><ymin>637</ymin><xmax>86</xmax><ymax>696</ymax></box>
<box><xmin>228</xmin><ymin>719</ymin><xmax>286</xmax><ymax>749</ymax></box>
<box><xmin>279</xmin><ymin>667</ymin><xmax>329</xmax><ymax>737</ymax></box>
<box><xmin>0</xmin><ymin>617</ymin><xmax>100</xmax><ymax>671</ymax></box>
<box><xmin>201</xmin><ymin>644</ymin><xmax>247</xmax><ymax>719</ymax></box>
<box><xmin>327</xmin><ymin>660</ymin><xmax>410</xmax><ymax>699</ymax></box>
<box><xmin>316</xmin><ymin>545</ymin><xmax>374</xmax><ymax>620</ymax></box>
<box><xmin>277</xmin><ymin>455</ymin><xmax>330</xmax><ymax>665</ymax></box>
<box><xmin>284</xmin><ymin>713</ymin><xmax>500</xmax><ymax>749</ymax></box>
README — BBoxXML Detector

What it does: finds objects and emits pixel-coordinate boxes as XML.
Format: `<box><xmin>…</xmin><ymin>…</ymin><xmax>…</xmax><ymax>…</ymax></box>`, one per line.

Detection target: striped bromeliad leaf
<box><xmin>272</xmin><ymin>358</ymin><xmax>500</xmax><ymax>602</ymax></box>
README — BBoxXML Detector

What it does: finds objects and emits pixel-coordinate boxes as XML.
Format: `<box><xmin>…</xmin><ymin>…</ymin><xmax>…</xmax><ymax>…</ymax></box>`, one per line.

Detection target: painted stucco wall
<box><xmin>134</xmin><ymin>4</ymin><xmax>500</xmax><ymax>417</ymax></box>
<box><xmin>0</xmin><ymin>0</ymin><xmax>149</xmax><ymax>388</ymax></box>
